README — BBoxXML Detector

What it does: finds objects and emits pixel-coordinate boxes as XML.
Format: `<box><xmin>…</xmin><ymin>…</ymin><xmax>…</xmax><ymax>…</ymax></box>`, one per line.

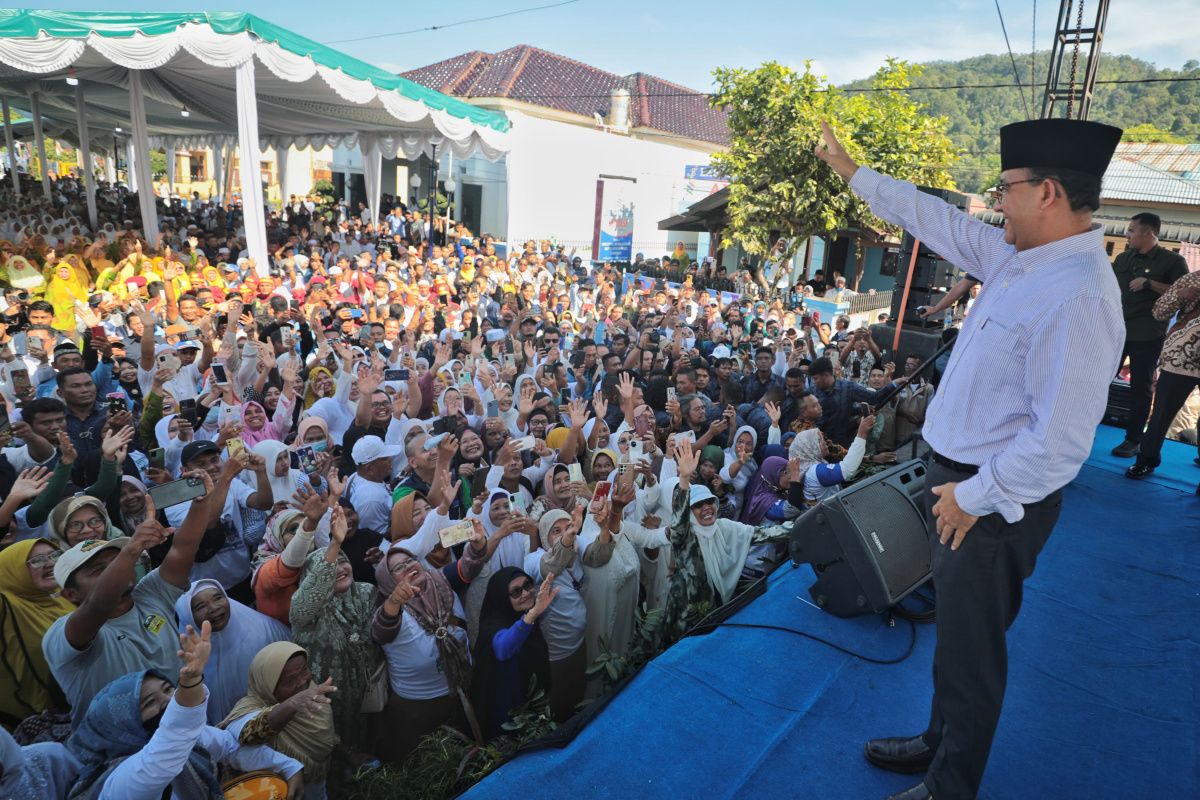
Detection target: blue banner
<box><xmin>597</xmin><ymin>179</ymin><xmax>635</xmax><ymax>262</ymax></box>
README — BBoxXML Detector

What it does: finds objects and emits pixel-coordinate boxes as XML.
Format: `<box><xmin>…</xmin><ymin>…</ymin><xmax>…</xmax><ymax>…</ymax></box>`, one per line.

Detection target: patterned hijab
<box><xmin>68</xmin><ymin>669</ymin><xmax>222</xmax><ymax>800</ymax></box>
<box><xmin>374</xmin><ymin>548</ymin><xmax>471</xmax><ymax>692</ymax></box>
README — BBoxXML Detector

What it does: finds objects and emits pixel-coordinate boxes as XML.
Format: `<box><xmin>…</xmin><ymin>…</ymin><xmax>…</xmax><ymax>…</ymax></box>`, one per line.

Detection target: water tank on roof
<box><xmin>607</xmin><ymin>88</ymin><xmax>631</xmax><ymax>131</ymax></box>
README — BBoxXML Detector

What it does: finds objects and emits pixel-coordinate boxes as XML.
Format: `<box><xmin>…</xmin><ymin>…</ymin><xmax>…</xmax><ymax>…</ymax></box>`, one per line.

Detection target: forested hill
<box><xmin>842</xmin><ymin>53</ymin><xmax>1200</xmax><ymax>191</ymax></box>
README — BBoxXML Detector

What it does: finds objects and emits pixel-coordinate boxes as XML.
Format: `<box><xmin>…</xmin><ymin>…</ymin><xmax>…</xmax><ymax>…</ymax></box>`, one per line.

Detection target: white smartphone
<box><xmin>511</xmin><ymin>435</ymin><xmax>535</xmax><ymax>452</ymax></box>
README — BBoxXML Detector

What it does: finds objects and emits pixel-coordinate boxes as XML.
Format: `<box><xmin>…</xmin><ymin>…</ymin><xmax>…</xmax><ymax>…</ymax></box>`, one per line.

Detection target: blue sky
<box><xmin>31</xmin><ymin>1</ymin><xmax>1196</xmax><ymax>90</ymax></box>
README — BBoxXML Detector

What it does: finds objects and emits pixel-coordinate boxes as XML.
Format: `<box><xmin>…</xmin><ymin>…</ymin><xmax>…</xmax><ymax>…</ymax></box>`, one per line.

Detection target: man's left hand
<box><xmin>931</xmin><ymin>482</ymin><xmax>979</xmax><ymax>550</ymax></box>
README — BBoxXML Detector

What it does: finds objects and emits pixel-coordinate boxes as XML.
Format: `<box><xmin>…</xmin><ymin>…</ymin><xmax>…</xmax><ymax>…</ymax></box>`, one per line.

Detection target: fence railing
<box><xmin>847</xmin><ymin>289</ymin><xmax>893</xmax><ymax>315</ymax></box>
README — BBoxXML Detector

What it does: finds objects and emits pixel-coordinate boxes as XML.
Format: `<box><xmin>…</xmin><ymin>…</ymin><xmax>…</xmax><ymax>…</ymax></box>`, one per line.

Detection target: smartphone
<box><xmin>438</xmin><ymin>519</ymin><xmax>478</xmax><ymax>549</ymax></box>
<box><xmin>105</xmin><ymin>392</ymin><xmax>128</xmax><ymax>415</ymax></box>
<box><xmin>10</xmin><ymin>367</ymin><xmax>31</xmax><ymax>395</ymax></box>
<box><xmin>384</xmin><ymin>368</ymin><xmax>406</xmax><ymax>381</ymax></box>
<box><xmin>501</xmin><ymin>354</ymin><xmax>516</xmax><ymax>370</ymax></box>
<box><xmin>666</xmin><ymin>387</ymin><xmax>677</xmax><ymax>403</ymax></box>
<box><xmin>628</xmin><ymin>439</ymin><xmax>645</xmax><ymax>462</ymax></box>
<box><xmin>219</xmin><ymin>404</ymin><xmax>239</xmax><ymax>429</ymax></box>
<box><xmin>0</xmin><ymin>410</ymin><xmax>11</xmax><ymax>439</ymax></box>
<box><xmin>350</xmin><ymin>309</ymin><xmax>363</xmax><ymax>318</ymax></box>
<box><xmin>510</xmin><ymin>493</ymin><xmax>528</xmax><ymax>515</ymax></box>
<box><xmin>148</xmin><ymin>447</ymin><xmax>166</xmax><ymax>471</ymax></box>
<box><xmin>90</xmin><ymin>325</ymin><xmax>107</xmax><ymax>343</ymax></box>
<box><xmin>511</xmin><ymin>435</ymin><xmax>535</xmax><ymax>452</ymax></box>
<box><xmin>227</xmin><ymin>436</ymin><xmax>247</xmax><ymax>460</ymax></box>
<box><xmin>148</xmin><ymin>476</ymin><xmax>208</xmax><ymax>509</ymax></box>
<box><xmin>458</xmin><ymin>372</ymin><xmax>472</xmax><ymax>388</ymax></box>
<box><xmin>591</xmin><ymin>481</ymin><xmax>612</xmax><ymax>506</ymax></box>
<box><xmin>211</xmin><ymin>363</ymin><xmax>229</xmax><ymax>385</ymax></box>
<box><xmin>295</xmin><ymin>444</ymin><xmax>320</xmax><ymax>474</ymax></box>
<box><xmin>486</xmin><ymin>400</ymin><xmax>500</xmax><ymax>417</ymax></box>
<box><xmin>432</xmin><ymin>417</ymin><xmax>456</xmax><ymax>436</ymax></box>
<box><xmin>27</xmin><ymin>338</ymin><xmax>44</xmax><ymax>357</ymax></box>
<box><xmin>567</xmin><ymin>463</ymin><xmax>584</xmax><ymax>483</ymax></box>
<box><xmin>178</xmin><ymin>398</ymin><xmax>197</xmax><ymax>418</ymax></box>
<box><xmin>800</xmin><ymin>313</ymin><xmax>812</xmax><ymax>327</ymax></box>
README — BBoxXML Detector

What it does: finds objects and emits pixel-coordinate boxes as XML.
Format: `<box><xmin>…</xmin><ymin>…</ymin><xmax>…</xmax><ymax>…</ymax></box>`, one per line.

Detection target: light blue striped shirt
<box><xmin>849</xmin><ymin>168</ymin><xmax>1125</xmax><ymax>523</ymax></box>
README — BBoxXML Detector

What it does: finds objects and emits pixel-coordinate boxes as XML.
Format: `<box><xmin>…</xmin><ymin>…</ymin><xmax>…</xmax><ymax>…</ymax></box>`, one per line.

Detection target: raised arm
<box><xmin>159</xmin><ymin>470</ymin><xmax>219</xmax><ymax>589</ymax></box>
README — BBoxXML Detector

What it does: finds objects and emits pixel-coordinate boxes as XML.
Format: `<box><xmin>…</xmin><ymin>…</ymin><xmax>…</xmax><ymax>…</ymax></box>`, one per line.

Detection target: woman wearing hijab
<box><xmin>450</xmin><ymin>428</ymin><xmax>489</xmax><ymax>510</ymax></box>
<box><xmin>463</xmin><ymin>490</ymin><xmax>533</xmax><ymax>643</ymax></box>
<box><xmin>174</xmin><ymin>580</ymin><xmax>290</xmax><ymax>725</ymax></box>
<box><xmin>659</xmin><ymin>442</ymin><xmax>760</xmax><ymax>643</ymax></box>
<box><xmin>289</xmin><ymin>507</ymin><xmax>381</xmax><ymax>751</ymax></box>
<box><xmin>371</xmin><ymin>539</ymin><xmax>484</xmax><ymax>762</ymax></box>
<box><xmin>522</xmin><ymin>509</ymin><xmax>591</xmax><ymax>722</ymax></box>
<box><xmin>585</xmin><ymin>447</ymin><xmax>618</xmax><ymax>485</ymax></box>
<box><xmin>249</xmin><ymin>440</ymin><xmax>309</xmax><ymax>514</ymax></box>
<box><xmin>789</xmin><ymin>416</ymin><xmax>873</xmax><ymax>505</ymax></box>
<box><xmin>720</xmin><ymin>425</ymin><xmax>760</xmax><ymax>514</ymax></box>
<box><xmin>43</xmin><ymin>262</ymin><xmax>88</xmax><ymax>334</ymax></box>
<box><xmin>471</xmin><ymin>567</ymin><xmax>556</xmax><ymax>739</ymax></box>
<box><xmin>152</xmin><ymin>413</ymin><xmax>189</xmax><ymax>480</ymax></box>
<box><xmin>302</xmin><ymin>367</ymin><xmax>335</xmax><ymax>409</ymax></box>
<box><xmin>67</xmin><ymin>628</ymin><xmax>302</xmax><ymax>800</ymax></box>
<box><xmin>0</xmin><ymin>539</ymin><xmax>73</xmax><ymax>729</ymax></box>
<box><xmin>239</xmin><ymin>394</ymin><xmax>295</xmax><ymax>448</ymax></box>
<box><xmin>527</xmin><ymin>463</ymin><xmax>587</xmax><ymax>523</ymax></box>
<box><xmin>737</xmin><ymin>455</ymin><xmax>802</xmax><ymax>579</ymax></box>
<box><xmin>697</xmin><ymin>445</ymin><xmax>738</xmax><ymax>519</ymax></box>
<box><xmin>253</xmin><ymin>509</ymin><xmax>322</xmax><ymax>625</ymax></box>
<box><xmin>222</xmin><ymin>642</ymin><xmax>339</xmax><ymax>799</ymax></box>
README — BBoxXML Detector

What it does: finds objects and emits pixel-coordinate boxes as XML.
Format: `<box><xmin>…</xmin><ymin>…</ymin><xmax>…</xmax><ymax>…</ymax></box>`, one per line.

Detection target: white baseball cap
<box><xmin>54</xmin><ymin>537</ymin><xmax>131</xmax><ymax>588</ymax></box>
<box><xmin>351</xmin><ymin>435</ymin><xmax>402</xmax><ymax>464</ymax></box>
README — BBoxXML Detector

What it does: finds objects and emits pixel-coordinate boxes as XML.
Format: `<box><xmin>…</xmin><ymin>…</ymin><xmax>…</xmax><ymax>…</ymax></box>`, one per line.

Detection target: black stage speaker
<box><xmin>790</xmin><ymin>459</ymin><xmax>932</xmax><ymax>617</ymax></box>
<box><xmin>891</xmin><ymin>187</ymin><xmax>970</xmax><ymax>327</ymax></box>
<box><xmin>1103</xmin><ymin>378</ymin><xmax>1132</xmax><ymax>428</ymax></box>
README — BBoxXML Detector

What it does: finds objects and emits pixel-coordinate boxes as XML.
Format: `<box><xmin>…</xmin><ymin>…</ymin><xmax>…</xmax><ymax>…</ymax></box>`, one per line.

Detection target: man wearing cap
<box><xmin>817</xmin><ymin>117</ymin><xmax>1124</xmax><ymax>800</ymax></box>
<box><xmin>43</xmin><ymin>471</ymin><xmax>215</xmax><ymax>726</ymax></box>
<box><xmin>164</xmin><ymin>441</ymin><xmax>276</xmax><ymax>601</ymax></box>
<box><xmin>348</xmin><ymin>435</ymin><xmax>403</xmax><ymax>534</ymax></box>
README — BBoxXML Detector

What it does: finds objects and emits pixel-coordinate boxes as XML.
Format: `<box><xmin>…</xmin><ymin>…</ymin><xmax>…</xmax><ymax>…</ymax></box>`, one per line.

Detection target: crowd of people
<box><xmin>0</xmin><ymin>168</ymin><xmax>939</xmax><ymax>798</ymax></box>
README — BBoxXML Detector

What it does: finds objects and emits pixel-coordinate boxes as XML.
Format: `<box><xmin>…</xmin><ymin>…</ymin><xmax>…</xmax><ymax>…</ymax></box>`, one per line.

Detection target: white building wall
<box><xmin>501</xmin><ymin>110</ymin><xmax>716</xmax><ymax>258</ymax></box>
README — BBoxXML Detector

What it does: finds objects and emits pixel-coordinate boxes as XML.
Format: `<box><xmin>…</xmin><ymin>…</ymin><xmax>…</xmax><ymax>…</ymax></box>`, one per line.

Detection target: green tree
<box><xmin>309</xmin><ymin>179</ymin><xmax>337</xmax><ymax>222</ymax></box>
<box><xmin>1121</xmin><ymin>123</ymin><xmax>1188</xmax><ymax>143</ymax></box>
<box><xmin>709</xmin><ymin>59</ymin><xmax>957</xmax><ymax>288</ymax></box>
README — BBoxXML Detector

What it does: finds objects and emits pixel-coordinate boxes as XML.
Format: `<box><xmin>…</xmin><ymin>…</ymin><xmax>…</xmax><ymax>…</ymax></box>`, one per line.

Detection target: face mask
<box><xmin>143</xmin><ymin>706</ymin><xmax>167</xmax><ymax>735</ymax></box>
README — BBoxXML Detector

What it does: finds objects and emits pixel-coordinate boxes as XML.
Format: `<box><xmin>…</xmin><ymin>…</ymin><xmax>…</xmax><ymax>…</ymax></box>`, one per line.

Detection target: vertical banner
<box><xmin>593</xmin><ymin>176</ymin><xmax>635</xmax><ymax>262</ymax></box>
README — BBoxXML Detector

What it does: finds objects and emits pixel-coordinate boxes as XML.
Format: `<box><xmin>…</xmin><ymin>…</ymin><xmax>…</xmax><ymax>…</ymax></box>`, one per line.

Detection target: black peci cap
<box><xmin>999</xmin><ymin>119</ymin><xmax>1123</xmax><ymax>179</ymax></box>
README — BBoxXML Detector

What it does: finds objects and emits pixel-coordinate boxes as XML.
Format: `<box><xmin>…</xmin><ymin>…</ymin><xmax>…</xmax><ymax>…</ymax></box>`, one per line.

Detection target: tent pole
<box><xmin>166</xmin><ymin>142</ymin><xmax>176</xmax><ymax>200</ymax></box>
<box><xmin>127</xmin><ymin>71</ymin><xmax>160</xmax><ymax>244</ymax></box>
<box><xmin>212</xmin><ymin>143</ymin><xmax>223</xmax><ymax>204</ymax></box>
<box><xmin>2</xmin><ymin>97</ymin><xmax>19</xmax><ymax>196</ymax></box>
<box><xmin>276</xmin><ymin>144</ymin><xmax>288</xmax><ymax>212</ymax></box>
<box><xmin>74</xmin><ymin>82</ymin><xmax>97</xmax><ymax>229</ymax></box>
<box><xmin>28</xmin><ymin>91</ymin><xmax>51</xmax><ymax>198</ymax></box>
<box><xmin>235</xmin><ymin>59</ymin><xmax>269</xmax><ymax>277</ymax></box>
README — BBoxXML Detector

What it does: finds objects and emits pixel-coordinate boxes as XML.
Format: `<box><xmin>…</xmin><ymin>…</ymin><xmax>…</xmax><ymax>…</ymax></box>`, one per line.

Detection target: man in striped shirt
<box><xmin>816</xmin><ymin>118</ymin><xmax>1125</xmax><ymax>800</ymax></box>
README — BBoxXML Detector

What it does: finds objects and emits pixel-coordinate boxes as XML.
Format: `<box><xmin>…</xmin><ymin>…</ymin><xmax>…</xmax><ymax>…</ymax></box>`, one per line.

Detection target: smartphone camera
<box><xmin>852</xmin><ymin>402</ymin><xmax>872</xmax><ymax>417</ymax></box>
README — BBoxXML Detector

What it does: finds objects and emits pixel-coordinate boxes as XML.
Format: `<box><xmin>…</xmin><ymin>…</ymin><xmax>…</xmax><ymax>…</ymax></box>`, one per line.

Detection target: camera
<box><xmin>852</xmin><ymin>402</ymin><xmax>872</xmax><ymax>417</ymax></box>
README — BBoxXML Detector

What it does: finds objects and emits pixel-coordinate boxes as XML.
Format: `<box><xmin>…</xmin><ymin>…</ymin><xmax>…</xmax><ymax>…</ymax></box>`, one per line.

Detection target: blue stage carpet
<box><xmin>464</xmin><ymin>433</ymin><xmax>1200</xmax><ymax>800</ymax></box>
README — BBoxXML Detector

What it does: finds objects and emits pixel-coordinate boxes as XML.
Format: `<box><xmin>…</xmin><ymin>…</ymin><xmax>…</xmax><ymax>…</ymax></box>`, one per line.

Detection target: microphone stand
<box><xmin>868</xmin><ymin>333</ymin><xmax>957</xmax><ymax>412</ymax></box>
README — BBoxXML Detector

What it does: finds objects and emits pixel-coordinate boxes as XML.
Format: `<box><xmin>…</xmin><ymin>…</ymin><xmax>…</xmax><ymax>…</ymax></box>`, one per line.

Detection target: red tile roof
<box><xmin>401</xmin><ymin>45</ymin><xmax>729</xmax><ymax>147</ymax></box>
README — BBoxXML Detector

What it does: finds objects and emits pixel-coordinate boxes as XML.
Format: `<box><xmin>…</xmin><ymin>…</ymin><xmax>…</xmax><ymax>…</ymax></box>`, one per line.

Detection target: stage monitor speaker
<box><xmin>790</xmin><ymin>459</ymin><xmax>932</xmax><ymax>617</ymax></box>
<box><xmin>903</xmin><ymin>254</ymin><xmax>964</xmax><ymax>292</ymax></box>
<box><xmin>891</xmin><ymin>286</ymin><xmax>947</xmax><ymax>327</ymax></box>
<box><xmin>1103</xmin><ymin>378</ymin><xmax>1132</xmax><ymax>429</ymax></box>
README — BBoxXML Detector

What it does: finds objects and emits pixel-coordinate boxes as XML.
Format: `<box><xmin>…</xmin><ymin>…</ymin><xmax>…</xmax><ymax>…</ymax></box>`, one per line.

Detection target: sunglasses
<box><xmin>508</xmin><ymin>580</ymin><xmax>535</xmax><ymax>599</ymax></box>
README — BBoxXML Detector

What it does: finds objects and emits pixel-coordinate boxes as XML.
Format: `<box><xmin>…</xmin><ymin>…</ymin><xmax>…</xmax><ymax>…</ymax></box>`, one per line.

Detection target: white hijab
<box><xmin>688</xmin><ymin>486</ymin><xmax>754</xmax><ymax>605</ymax></box>
<box><xmin>248</xmin><ymin>439</ymin><xmax>304</xmax><ymax>504</ymax></box>
<box><xmin>174</xmin><ymin>579</ymin><xmax>291</xmax><ymax>724</ymax></box>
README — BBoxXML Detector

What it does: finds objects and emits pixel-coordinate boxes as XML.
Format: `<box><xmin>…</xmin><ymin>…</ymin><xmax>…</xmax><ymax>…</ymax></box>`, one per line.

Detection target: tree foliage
<box><xmin>1122</xmin><ymin>123</ymin><xmax>1188</xmax><ymax>143</ymax></box>
<box><xmin>842</xmin><ymin>52</ymin><xmax>1200</xmax><ymax>191</ymax></box>
<box><xmin>709</xmin><ymin>59</ymin><xmax>957</xmax><ymax>264</ymax></box>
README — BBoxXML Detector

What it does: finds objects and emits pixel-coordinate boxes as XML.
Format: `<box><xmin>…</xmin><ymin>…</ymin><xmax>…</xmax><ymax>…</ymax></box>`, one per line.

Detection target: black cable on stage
<box><xmin>686</xmin><ymin>613</ymin><xmax>919</xmax><ymax>666</ymax></box>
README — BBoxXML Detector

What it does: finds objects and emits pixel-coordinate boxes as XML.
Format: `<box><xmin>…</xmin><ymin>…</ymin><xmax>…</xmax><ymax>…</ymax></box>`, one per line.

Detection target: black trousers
<box><xmin>920</xmin><ymin>461</ymin><xmax>1062</xmax><ymax>799</ymax></box>
<box><xmin>1120</xmin><ymin>337</ymin><xmax>1165</xmax><ymax>442</ymax></box>
<box><xmin>1135</xmin><ymin>370</ymin><xmax>1200</xmax><ymax>468</ymax></box>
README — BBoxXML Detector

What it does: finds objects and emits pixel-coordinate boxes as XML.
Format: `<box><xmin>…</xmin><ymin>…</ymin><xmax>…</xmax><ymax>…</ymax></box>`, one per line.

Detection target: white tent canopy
<box><xmin>0</xmin><ymin>10</ymin><xmax>510</xmax><ymax>267</ymax></box>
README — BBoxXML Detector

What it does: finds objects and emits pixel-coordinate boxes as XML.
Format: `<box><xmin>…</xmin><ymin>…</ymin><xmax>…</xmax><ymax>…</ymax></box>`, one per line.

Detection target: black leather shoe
<box><xmin>864</xmin><ymin>735</ymin><xmax>935</xmax><ymax>775</ymax></box>
<box><xmin>886</xmin><ymin>782</ymin><xmax>933</xmax><ymax>800</ymax></box>
<box><xmin>1125</xmin><ymin>464</ymin><xmax>1155</xmax><ymax>479</ymax></box>
<box><xmin>1111</xmin><ymin>439</ymin><xmax>1140</xmax><ymax>458</ymax></box>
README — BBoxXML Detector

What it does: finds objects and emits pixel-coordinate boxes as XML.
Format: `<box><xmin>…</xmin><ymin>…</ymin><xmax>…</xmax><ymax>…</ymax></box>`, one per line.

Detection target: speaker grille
<box><xmin>839</xmin><ymin>482</ymin><xmax>929</xmax><ymax>600</ymax></box>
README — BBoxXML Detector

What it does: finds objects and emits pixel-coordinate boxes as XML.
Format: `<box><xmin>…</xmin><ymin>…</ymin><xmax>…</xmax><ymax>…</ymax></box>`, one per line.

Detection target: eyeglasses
<box><xmin>988</xmin><ymin>177</ymin><xmax>1051</xmax><ymax>204</ymax></box>
<box><xmin>65</xmin><ymin>516</ymin><xmax>107</xmax><ymax>534</ymax></box>
<box><xmin>26</xmin><ymin>551</ymin><xmax>63</xmax><ymax>568</ymax></box>
<box><xmin>390</xmin><ymin>558</ymin><xmax>417</xmax><ymax>573</ymax></box>
<box><xmin>508</xmin><ymin>581</ymin><xmax>535</xmax><ymax>599</ymax></box>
